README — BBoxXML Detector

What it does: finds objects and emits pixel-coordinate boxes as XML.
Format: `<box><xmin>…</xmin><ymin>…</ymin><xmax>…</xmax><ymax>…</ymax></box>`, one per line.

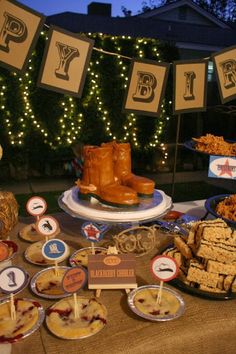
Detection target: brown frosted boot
<box><xmin>102</xmin><ymin>141</ymin><xmax>155</xmax><ymax>197</ymax></box>
<box><xmin>75</xmin><ymin>145</ymin><xmax>139</xmax><ymax>207</ymax></box>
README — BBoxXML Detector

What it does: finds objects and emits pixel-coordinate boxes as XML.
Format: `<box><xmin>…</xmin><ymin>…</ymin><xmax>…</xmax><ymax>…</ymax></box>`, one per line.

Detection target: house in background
<box><xmin>46</xmin><ymin>0</ymin><xmax>236</xmax><ymax>141</ymax></box>
<box><xmin>47</xmin><ymin>0</ymin><xmax>236</xmax><ymax>61</ymax></box>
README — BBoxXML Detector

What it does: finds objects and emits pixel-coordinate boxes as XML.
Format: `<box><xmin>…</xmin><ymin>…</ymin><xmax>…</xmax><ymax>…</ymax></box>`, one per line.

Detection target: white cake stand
<box><xmin>58</xmin><ymin>186</ymin><xmax>172</xmax><ymax>225</ymax></box>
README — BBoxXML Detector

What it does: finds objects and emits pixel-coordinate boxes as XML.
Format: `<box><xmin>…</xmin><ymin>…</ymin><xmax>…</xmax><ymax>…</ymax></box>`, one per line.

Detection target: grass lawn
<box><xmin>15</xmin><ymin>181</ymin><xmax>231</xmax><ymax>217</ymax></box>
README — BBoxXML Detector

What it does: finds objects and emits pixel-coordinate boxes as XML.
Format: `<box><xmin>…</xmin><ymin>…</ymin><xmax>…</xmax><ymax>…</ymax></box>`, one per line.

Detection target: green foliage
<box><xmin>0</xmin><ymin>32</ymin><xmax>179</xmax><ymax>178</ymax></box>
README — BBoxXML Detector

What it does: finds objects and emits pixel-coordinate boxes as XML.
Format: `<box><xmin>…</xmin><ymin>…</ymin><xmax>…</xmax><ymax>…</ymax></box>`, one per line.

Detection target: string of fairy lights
<box><xmin>0</xmin><ymin>31</ymin><xmax>170</xmax><ymax>165</ymax></box>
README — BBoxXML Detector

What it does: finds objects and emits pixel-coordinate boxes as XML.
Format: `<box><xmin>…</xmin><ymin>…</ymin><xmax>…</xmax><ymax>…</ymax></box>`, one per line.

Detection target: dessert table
<box><xmin>2</xmin><ymin>200</ymin><xmax>236</xmax><ymax>354</ymax></box>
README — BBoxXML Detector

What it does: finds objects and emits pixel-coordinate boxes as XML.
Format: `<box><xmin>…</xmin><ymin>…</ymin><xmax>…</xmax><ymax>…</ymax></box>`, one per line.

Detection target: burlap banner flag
<box><xmin>212</xmin><ymin>45</ymin><xmax>236</xmax><ymax>104</ymax></box>
<box><xmin>173</xmin><ymin>59</ymin><xmax>208</xmax><ymax>114</ymax></box>
<box><xmin>37</xmin><ymin>26</ymin><xmax>94</xmax><ymax>97</ymax></box>
<box><xmin>0</xmin><ymin>0</ymin><xmax>45</xmax><ymax>73</ymax></box>
<box><xmin>123</xmin><ymin>59</ymin><xmax>170</xmax><ymax>117</ymax></box>
<box><xmin>1</xmin><ymin>0</ymin><xmax>236</xmax><ymax>115</ymax></box>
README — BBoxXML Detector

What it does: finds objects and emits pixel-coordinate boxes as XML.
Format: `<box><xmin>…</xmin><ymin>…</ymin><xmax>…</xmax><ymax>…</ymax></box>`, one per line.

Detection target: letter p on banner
<box><xmin>0</xmin><ymin>0</ymin><xmax>45</xmax><ymax>73</ymax></box>
<box><xmin>123</xmin><ymin>59</ymin><xmax>170</xmax><ymax>117</ymax></box>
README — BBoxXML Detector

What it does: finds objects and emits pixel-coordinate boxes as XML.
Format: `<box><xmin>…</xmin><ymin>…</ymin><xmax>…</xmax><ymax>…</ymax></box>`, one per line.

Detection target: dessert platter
<box><xmin>46</xmin><ymin>296</ymin><xmax>107</xmax><ymax>339</ymax></box>
<box><xmin>184</xmin><ymin>134</ymin><xmax>236</xmax><ymax>156</ymax></box>
<box><xmin>205</xmin><ymin>194</ymin><xmax>236</xmax><ymax>228</ymax></box>
<box><xmin>128</xmin><ymin>285</ymin><xmax>185</xmax><ymax>321</ymax></box>
<box><xmin>31</xmin><ymin>266</ymin><xmax>72</xmax><ymax>299</ymax></box>
<box><xmin>58</xmin><ymin>142</ymin><xmax>172</xmax><ymax>224</ymax></box>
<box><xmin>24</xmin><ymin>240</ymin><xmax>70</xmax><ymax>266</ymax></box>
<box><xmin>162</xmin><ymin>218</ymin><xmax>236</xmax><ymax>300</ymax></box>
<box><xmin>59</xmin><ymin>187</ymin><xmax>172</xmax><ymax>224</ymax></box>
<box><xmin>19</xmin><ymin>223</ymin><xmax>60</xmax><ymax>243</ymax></box>
<box><xmin>0</xmin><ymin>298</ymin><xmax>44</xmax><ymax>343</ymax></box>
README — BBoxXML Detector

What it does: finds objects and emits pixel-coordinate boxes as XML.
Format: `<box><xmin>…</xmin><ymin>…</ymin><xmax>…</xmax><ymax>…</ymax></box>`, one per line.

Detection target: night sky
<box><xmin>17</xmin><ymin>0</ymin><xmax>148</xmax><ymax>17</ymax></box>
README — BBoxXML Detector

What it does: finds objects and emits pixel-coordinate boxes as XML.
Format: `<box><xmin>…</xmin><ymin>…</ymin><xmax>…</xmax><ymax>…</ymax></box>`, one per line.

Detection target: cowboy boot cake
<box><xmin>76</xmin><ymin>145</ymin><xmax>139</xmax><ymax>207</ymax></box>
<box><xmin>102</xmin><ymin>141</ymin><xmax>155</xmax><ymax>197</ymax></box>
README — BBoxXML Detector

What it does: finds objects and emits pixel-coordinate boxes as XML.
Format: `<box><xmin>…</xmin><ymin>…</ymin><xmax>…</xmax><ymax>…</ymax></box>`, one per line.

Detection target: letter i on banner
<box><xmin>171</xmin><ymin>59</ymin><xmax>208</xmax><ymax>198</ymax></box>
<box><xmin>212</xmin><ymin>45</ymin><xmax>236</xmax><ymax>104</ymax></box>
<box><xmin>123</xmin><ymin>58</ymin><xmax>170</xmax><ymax>117</ymax></box>
<box><xmin>0</xmin><ymin>0</ymin><xmax>45</xmax><ymax>73</ymax></box>
<box><xmin>37</xmin><ymin>25</ymin><xmax>94</xmax><ymax>97</ymax></box>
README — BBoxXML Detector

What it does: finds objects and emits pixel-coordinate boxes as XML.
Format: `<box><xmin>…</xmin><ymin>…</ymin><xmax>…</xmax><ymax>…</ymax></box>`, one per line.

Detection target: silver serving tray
<box><xmin>128</xmin><ymin>285</ymin><xmax>185</xmax><ymax>321</ymax></box>
<box><xmin>0</xmin><ymin>297</ymin><xmax>45</xmax><ymax>344</ymax></box>
<box><xmin>58</xmin><ymin>187</ymin><xmax>172</xmax><ymax>224</ymax></box>
<box><xmin>30</xmin><ymin>266</ymin><xmax>71</xmax><ymax>299</ymax></box>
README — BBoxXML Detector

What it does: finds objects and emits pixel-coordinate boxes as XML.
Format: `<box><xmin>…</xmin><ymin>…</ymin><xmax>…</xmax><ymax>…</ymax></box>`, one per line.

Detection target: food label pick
<box><xmin>62</xmin><ymin>266</ymin><xmax>87</xmax><ymax>294</ymax></box>
<box><xmin>42</xmin><ymin>239</ymin><xmax>68</xmax><ymax>262</ymax></box>
<box><xmin>35</xmin><ymin>215</ymin><xmax>59</xmax><ymax>237</ymax></box>
<box><xmin>81</xmin><ymin>222</ymin><xmax>106</xmax><ymax>242</ymax></box>
<box><xmin>26</xmin><ymin>196</ymin><xmax>47</xmax><ymax>217</ymax></box>
<box><xmin>151</xmin><ymin>255</ymin><xmax>179</xmax><ymax>282</ymax></box>
<box><xmin>0</xmin><ymin>266</ymin><xmax>28</xmax><ymax>294</ymax></box>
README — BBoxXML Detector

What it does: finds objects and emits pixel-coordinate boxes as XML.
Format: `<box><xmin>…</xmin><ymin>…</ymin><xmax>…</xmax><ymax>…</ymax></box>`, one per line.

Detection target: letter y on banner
<box><xmin>0</xmin><ymin>0</ymin><xmax>45</xmax><ymax>73</ymax></box>
<box><xmin>123</xmin><ymin>59</ymin><xmax>170</xmax><ymax>117</ymax></box>
<box><xmin>212</xmin><ymin>45</ymin><xmax>236</xmax><ymax>104</ymax></box>
<box><xmin>37</xmin><ymin>26</ymin><xmax>94</xmax><ymax>97</ymax></box>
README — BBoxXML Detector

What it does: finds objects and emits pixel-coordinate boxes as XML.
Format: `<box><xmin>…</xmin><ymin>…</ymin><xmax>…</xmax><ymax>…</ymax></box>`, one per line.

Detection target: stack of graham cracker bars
<box><xmin>163</xmin><ymin>219</ymin><xmax>236</xmax><ymax>293</ymax></box>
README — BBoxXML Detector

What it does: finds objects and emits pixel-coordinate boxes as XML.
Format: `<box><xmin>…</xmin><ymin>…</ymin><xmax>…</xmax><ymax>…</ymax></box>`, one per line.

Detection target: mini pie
<box><xmin>25</xmin><ymin>240</ymin><xmax>69</xmax><ymax>266</ymax></box>
<box><xmin>0</xmin><ymin>298</ymin><xmax>40</xmax><ymax>343</ymax></box>
<box><xmin>46</xmin><ymin>296</ymin><xmax>107</xmax><ymax>339</ymax></box>
<box><xmin>34</xmin><ymin>267</ymin><xmax>68</xmax><ymax>296</ymax></box>
<box><xmin>19</xmin><ymin>223</ymin><xmax>60</xmax><ymax>242</ymax></box>
<box><xmin>70</xmin><ymin>247</ymin><xmax>107</xmax><ymax>267</ymax></box>
<box><xmin>133</xmin><ymin>288</ymin><xmax>180</xmax><ymax>318</ymax></box>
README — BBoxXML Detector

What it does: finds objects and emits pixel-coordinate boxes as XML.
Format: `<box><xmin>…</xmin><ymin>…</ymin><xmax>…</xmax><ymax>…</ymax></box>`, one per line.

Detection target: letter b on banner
<box><xmin>132</xmin><ymin>71</ymin><xmax>157</xmax><ymax>103</ymax></box>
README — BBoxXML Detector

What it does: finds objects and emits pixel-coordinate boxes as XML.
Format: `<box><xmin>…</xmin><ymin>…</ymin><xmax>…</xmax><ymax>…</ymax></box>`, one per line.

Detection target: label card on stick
<box><xmin>35</xmin><ymin>215</ymin><xmax>59</xmax><ymax>238</ymax></box>
<box><xmin>26</xmin><ymin>196</ymin><xmax>47</xmax><ymax>217</ymax></box>
<box><xmin>151</xmin><ymin>255</ymin><xmax>179</xmax><ymax>282</ymax></box>
<box><xmin>81</xmin><ymin>222</ymin><xmax>106</xmax><ymax>243</ymax></box>
<box><xmin>62</xmin><ymin>267</ymin><xmax>87</xmax><ymax>319</ymax></box>
<box><xmin>150</xmin><ymin>255</ymin><xmax>179</xmax><ymax>305</ymax></box>
<box><xmin>42</xmin><ymin>239</ymin><xmax>68</xmax><ymax>262</ymax></box>
<box><xmin>0</xmin><ymin>266</ymin><xmax>28</xmax><ymax>294</ymax></box>
<box><xmin>62</xmin><ymin>266</ymin><xmax>87</xmax><ymax>294</ymax></box>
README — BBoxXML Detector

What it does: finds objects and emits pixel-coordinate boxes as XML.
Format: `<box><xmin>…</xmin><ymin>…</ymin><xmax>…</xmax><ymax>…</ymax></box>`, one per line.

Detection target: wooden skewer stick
<box><xmin>55</xmin><ymin>261</ymin><xmax>59</xmax><ymax>276</ymax></box>
<box><xmin>91</xmin><ymin>242</ymin><xmax>95</xmax><ymax>255</ymax></box>
<box><xmin>73</xmin><ymin>293</ymin><xmax>79</xmax><ymax>319</ymax></box>
<box><xmin>157</xmin><ymin>281</ymin><xmax>164</xmax><ymax>305</ymax></box>
<box><xmin>10</xmin><ymin>293</ymin><xmax>16</xmax><ymax>320</ymax></box>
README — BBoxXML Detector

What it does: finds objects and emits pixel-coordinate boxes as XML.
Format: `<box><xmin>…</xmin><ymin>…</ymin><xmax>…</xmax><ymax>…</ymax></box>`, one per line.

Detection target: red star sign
<box><xmin>219</xmin><ymin>159</ymin><xmax>233</xmax><ymax>177</ymax></box>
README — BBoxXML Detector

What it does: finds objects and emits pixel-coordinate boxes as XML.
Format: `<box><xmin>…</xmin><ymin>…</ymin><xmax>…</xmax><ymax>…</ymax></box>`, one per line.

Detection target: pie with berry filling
<box><xmin>69</xmin><ymin>247</ymin><xmax>107</xmax><ymax>267</ymax></box>
<box><xmin>25</xmin><ymin>240</ymin><xmax>69</xmax><ymax>266</ymax></box>
<box><xmin>19</xmin><ymin>223</ymin><xmax>59</xmax><ymax>242</ymax></box>
<box><xmin>33</xmin><ymin>267</ymin><xmax>69</xmax><ymax>297</ymax></box>
<box><xmin>46</xmin><ymin>296</ymin><xmax>107</xmax><ymax>339</ymax></box>
<box><xmin>133</xmin><ymin>287</ymin><xmax>181</xmax><ymax>318</ymax></box>
<box><xmin>0</xmin><ymin>298</ymin><xmax>43</xmax><ymax>343</ymax></box>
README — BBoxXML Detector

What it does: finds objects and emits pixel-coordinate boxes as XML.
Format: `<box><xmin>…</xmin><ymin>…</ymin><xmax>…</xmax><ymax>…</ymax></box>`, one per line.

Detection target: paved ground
<box><xmin>0</xmin><ymin>171</ymin><xmax>235</xmax><ymax>195</ymax></box>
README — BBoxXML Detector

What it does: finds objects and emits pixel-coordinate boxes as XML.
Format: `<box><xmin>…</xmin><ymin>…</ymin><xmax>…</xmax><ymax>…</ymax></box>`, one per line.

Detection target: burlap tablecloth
<box><xmin>4</xmin><ymin>212</ymin><xmax>236</xmax><ymax>354</ymax></box>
